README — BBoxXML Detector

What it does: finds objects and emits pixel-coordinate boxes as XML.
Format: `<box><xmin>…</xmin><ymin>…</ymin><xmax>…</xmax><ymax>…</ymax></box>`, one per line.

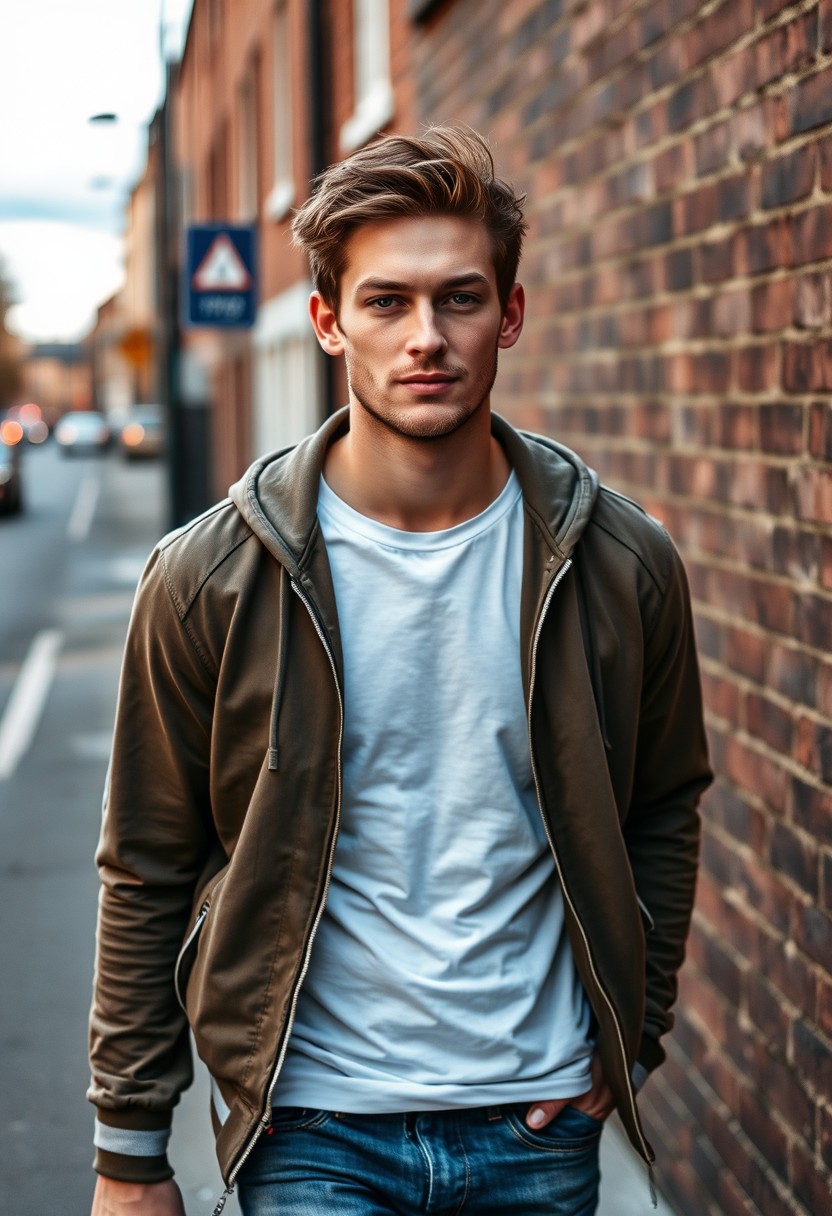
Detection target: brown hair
<box><xmin>291</xmin><ymin>126</ymin><xmax>527</xmax><ymax>311</ymax></box>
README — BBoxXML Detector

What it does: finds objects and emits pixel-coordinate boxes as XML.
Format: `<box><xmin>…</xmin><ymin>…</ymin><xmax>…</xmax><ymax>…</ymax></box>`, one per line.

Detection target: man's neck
<box><xmin>323</xmin><ymin>401</ymin><xmax>511</xmax><ymax>532</ymax></box>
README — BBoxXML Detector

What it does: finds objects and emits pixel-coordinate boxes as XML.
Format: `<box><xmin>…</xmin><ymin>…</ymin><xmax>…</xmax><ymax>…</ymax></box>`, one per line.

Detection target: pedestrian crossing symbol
<box><xmin>185</xmin><ymin>224</ymin><xmax>257</xmax><ymax>328</ymax></box>
<box><xmin>192</xmin><ymin>235</ymin><xmax>252</xmax><ymax>291</ymax></box>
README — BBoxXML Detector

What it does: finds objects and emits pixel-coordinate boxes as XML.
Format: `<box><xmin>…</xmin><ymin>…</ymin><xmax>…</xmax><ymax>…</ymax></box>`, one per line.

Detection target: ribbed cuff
<box><xmin>93</xmin><ymin>1108</ymin><xmax>173</xmax><ymax>1183</ymax></box>
<box><xmin>93</xmin><ymin>1146</ymin><xmax>174</xmax><ymax>1184</ymax></box>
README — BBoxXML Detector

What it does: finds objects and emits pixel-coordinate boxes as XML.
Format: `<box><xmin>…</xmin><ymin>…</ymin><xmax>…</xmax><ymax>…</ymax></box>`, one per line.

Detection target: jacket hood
<box><xmin>228</xmin><ymin>406</ymin><xmax>599</xmax><ymax>565</ymax></box>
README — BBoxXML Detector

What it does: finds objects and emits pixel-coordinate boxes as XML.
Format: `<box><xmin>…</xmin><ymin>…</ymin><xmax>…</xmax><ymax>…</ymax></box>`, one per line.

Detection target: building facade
<box><xmin>168</xmin><ymin>2</ymin><xmax>832</xmax><ymax>1213</ymax></box>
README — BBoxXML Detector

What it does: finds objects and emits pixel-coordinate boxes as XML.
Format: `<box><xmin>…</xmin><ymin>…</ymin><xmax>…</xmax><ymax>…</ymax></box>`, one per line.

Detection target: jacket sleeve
<box><xmin>623</xmin><ymin>537</ymin><xmax>712</xmax><ymax>1077</ymax></box>
<box><xmin>88</xmin><ymin>547</ymin><xmax>218</xmax><ymax>1183</ymax></box>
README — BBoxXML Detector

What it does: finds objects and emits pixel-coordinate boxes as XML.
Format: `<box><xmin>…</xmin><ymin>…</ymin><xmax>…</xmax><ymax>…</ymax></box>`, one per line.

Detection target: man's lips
<box><xmin>397</xmin><ymin>373</ymin><xmax>459</xmax><ymax>392</ymax></box>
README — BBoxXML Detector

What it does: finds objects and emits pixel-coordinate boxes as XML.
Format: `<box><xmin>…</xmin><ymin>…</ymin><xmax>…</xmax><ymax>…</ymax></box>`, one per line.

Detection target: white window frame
<box><xmin>339</xmin><ymin>0</ymin><xmax>394</xmax><ymax>153</ymax></box>
<box><xmin>253</xmin><ymin>280</ymin><xmax>322</xmax><ymax>454</ymax></box>
<box><xmin>265</xmin><ymin>0</ymin><xmax>295</xmax><ymax>221</ymax></box>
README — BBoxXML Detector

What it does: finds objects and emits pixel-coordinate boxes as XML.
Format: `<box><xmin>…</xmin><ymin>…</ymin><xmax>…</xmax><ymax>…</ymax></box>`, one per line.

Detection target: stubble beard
<box><xmin>346</xmin><ymin>348</ymin><xmax>500</xmax><ymax>442</ymax></box>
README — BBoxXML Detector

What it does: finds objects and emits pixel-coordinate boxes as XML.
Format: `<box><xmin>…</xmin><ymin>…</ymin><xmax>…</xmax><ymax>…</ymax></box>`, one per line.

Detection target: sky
<box><xmin>0</xmin><ymin>0</ymin><xmax>193</xmax><ymax>344</ymax></box>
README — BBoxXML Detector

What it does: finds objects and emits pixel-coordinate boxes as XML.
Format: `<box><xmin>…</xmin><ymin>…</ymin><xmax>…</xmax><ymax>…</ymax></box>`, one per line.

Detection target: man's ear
<box><xmin>498</xmin><ymin>282</ymin><xmax>525</xmax><ymax>350</ymax></box>
<box><xmin>309</xmin><ymin>292</ymin><xmax>345</xmax><ymax>355</ymax></box>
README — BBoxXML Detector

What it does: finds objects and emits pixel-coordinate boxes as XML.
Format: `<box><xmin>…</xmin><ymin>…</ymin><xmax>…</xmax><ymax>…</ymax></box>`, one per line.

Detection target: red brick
<box><xmin>745</xmin><ymin>692</ymin><xmax>793</xmax><ymax>752</ymax></box>
<box><xmin>767</xmin><ymin>643</ymin><xmax>816</xmax><ymax>706</ymax></box>
<box><xmin>759</xmin><ymin>404</ymin><xmax>805</xmax><ymax>455</ymax></box>
<box><xmin>751</xmin><ymin>278</ymin><xmax>793</xmax><ymax>332</ymax></box>
<box><xmin>761</xmin><ymin>144</ymin><xmax>816</xmax><ymax>209</ymax></box>
<box><xmin>654</xmin><ymin>140</ymin><xmax>691</xmax><ymax>194</ymax></box>
<box><xmin>821</xmin><ymin>0</ymin><xmax>832</xmax><ymax>50</ymax></box>
<box><xmin>821</xmin><ymin>1102</ymin><xmax>832</xmax><ymax>1172</ymax></box>
<box><xmin>756</xmin><ymin>9</ymin><xmax>819</xmax><ymax>88</ymax></box>
<box><xmin>783</xmin><ymin>341</ymin><xmax>832</xmax><ymax>392</ymax></box>
<box><xmin>794</xmin><ymin>468</ymin><xmax>832</xmax><ymax>524</ymax></box>
<box><xmin>699</xmin><ymin>235</ymin><xmax>735</xmax><ymax>283</ymax></box>
<box><xmin>792</xmin><ymin>902</ymin><xmax>832</xmax><ymax>970</ymax></box>
<box><xmin>791</xmin><ymin>203</ymin><xmax>832</xmax><ymax>265</ymax></box>
<box><xmin>687</xmin><ymin>0</ymin><xmax>753</xmax><ymax>69</ymax></box>
<box><xmin>736</xmin><ymin>217</ymin><xmax>791</xmax><ymax>275</ymax></box>
<box><xmin>792</xmin><ymin>777</ymin><xmax>832</xmax><ymax>838</ymax></box>
<box><xmin>735</xmin><ymin>344</ymin><xmax>778</xmax><ymax>392</ymax></box>
<box><xmin>797</xmin><ymin>592</ymin><xmax>832</xmax><ymax>650</ymax></box>
<box><xmin>695</xmin><ymin>121</ymin><xmax>731</xmax><ymax>175</ymax></box>
<box><xmin>744</xmin><ymin>970</ymin><xmax>791</xmax><ymax>1045</ymax></box>
<box><xmin>809</xmin><ymin>402</ymin><xmax>832</xmax><ymax>459</ymax></box>
<box><xmin>770</xmin><ymin>822</ymin><xmax>819</xmax><ymax>898</ymax></box>
<box><xmin>710</xmin><ymin>45</ymin><xmax>757</xmax><ymax>109</ymax></box>
<box><xmin>715</xmin><ymin>172</ymin><xmax>752</xmax><ymax>223</ymax></box>
<box><xmin>794</xmin><ymin>272</ymin><xmax>832</xmax><ymax>329</ymax></box>
<box><xmin>819</xmin><ymin>132</ymin><xmax>832</xmax><ymax>190</ymax></box>
<box><xmin>761</xmin><ymin>929</ymin><xmax>819</xmax><ymax>1012</ymax></box>
<box><xmin>791</xmin><ymin>1139</ymin><xmax>832</xmax><ymax>1216</ymax></box>
<box><xmin>738</xmin><ymin>1089</ymin><xmax>789</xmax><ymax>1182</ymax></box>
<box><xmin>748</xmin><ymin>1037</ymin><xmax>818</xmax><ymax>1143</ymax></box>
<box><xmin>724</xmin><ymin>737</ymin><xmax>789</xmax><ymax>812</ymax></box>
<box><xmin>788</xmin><ymin>64</ymin><xmax>832</xmax><ymax>136</ymax></box>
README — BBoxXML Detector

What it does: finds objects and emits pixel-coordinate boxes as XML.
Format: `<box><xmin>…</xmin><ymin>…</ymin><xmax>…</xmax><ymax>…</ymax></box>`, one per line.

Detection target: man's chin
<box><xmin>354</xmin><ymin>397</ymin><xmax>484</xmax><ymax>442</ymax></box>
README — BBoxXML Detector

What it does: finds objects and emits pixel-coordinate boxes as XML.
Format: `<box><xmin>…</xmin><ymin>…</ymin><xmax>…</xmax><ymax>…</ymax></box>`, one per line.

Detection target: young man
<box><xmin>89</xmin><ymin>128</ymin><xmax>711</xmax><ymax>1216</ymax></box>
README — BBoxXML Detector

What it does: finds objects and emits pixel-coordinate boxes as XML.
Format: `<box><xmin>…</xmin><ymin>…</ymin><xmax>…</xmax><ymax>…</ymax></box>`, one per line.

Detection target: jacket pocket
<box><xmin>174</xmin><ymin>874</ymin><xmax>227</xmax><ymax>1014</ymax></box>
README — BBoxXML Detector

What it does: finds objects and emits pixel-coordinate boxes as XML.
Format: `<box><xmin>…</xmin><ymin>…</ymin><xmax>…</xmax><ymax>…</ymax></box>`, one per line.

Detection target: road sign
<box><xmin>185</xmin><ymin>224</ymin><xmax>257</xmax><ymax>328</ymax></box>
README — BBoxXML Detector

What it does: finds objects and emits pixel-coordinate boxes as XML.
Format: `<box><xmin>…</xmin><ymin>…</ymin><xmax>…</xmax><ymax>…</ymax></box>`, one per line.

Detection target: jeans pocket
<box><xmin>267</xmin><ymin>1107</ymin><xmax>331</xmax><ymax>1133</ymax></box>
<box><xmin>504</xmin><ymin>1103</ymin><xmax>604</xmax><ymax>1152</ymax></box>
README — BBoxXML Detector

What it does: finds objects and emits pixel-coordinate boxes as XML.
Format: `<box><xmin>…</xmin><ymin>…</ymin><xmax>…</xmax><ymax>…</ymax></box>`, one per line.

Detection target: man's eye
<box><xmin>449</xmin><ymin>293</ymin><xmax>476</xmax><ymax>306</ymax></box>
<box><xmin>370</xmin><ymin>297</ymin><xmax>398</xmax><ymax>309</ymax></box>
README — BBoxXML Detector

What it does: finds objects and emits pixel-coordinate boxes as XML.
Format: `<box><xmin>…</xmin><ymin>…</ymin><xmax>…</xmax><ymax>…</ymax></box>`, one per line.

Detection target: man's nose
<box><xmin>404</xmin><ymin>304</ymin><xmax>447</xmax><ymax>357</ymax></box>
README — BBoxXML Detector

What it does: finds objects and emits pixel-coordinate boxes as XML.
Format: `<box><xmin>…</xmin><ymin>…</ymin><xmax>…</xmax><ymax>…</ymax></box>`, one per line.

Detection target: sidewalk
<box><xmin>600</xmin><ymin>1116</ymin><xmax>677</xmax><ymax>1215</ymax></box>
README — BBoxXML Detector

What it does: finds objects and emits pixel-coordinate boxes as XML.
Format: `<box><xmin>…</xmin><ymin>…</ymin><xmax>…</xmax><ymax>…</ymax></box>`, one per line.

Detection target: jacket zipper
<box><xmin>526</xmin><ymin>556</ymin><xmax>656</xmax><ymax>1189</ymax></box>
<box><xmin>174</xmin><ymin>899</ymin><xmax>209</xmax><ymax>1014</ymax></box>
<box><xmin>212</xmin><ymin>579</ymin><xmax>344</xmax><ymax>1214</ymax></box>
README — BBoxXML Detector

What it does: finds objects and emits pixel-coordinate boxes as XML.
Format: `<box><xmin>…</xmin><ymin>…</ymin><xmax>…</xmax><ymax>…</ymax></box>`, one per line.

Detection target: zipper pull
<box><xmin>211</xmin><ymin>1189</ymin><xmax>231</xmax><ymax>1216</ymax></box>
<box><xmin>648</xmin><ymin>1162</ymin><xmax>657</xmax><ymax>1208</ymax></box>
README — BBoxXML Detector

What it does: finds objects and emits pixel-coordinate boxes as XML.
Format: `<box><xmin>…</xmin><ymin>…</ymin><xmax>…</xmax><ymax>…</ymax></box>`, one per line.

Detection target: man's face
<box><xmin>310</xmin><ymin>215</ymin><xmax>524</xmax><ymax>441</ymax></box>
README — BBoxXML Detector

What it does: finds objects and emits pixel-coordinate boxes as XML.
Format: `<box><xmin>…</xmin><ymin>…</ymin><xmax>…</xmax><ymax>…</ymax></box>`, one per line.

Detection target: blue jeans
<box><xmin>236</xmin><ymin>1103</ymin><xmax>602</xmax><ymax>1214</ymax></box>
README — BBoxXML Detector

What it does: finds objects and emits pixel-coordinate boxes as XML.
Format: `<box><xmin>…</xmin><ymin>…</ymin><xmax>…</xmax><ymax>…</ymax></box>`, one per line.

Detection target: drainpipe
<box><xmin>307</xmin><ymin>0</ymin><xmax>337</xmax><ymax>418</ymax></box>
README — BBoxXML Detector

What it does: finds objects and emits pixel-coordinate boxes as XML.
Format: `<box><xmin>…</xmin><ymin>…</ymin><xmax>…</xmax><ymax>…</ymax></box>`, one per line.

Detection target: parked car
<box><xmin>0</xmin><ymin>437</ymin><xmax>23</xmax><ymax>515</ymax></box>
<box><xmin>119</xmin><ymin>406</ymin><xmax>165</xmax><ymax>460</ymax></box>
<box><xmin>54</xmin><ymin>411</ymin><xmax>111</xmax><ymax>455</ymax></box>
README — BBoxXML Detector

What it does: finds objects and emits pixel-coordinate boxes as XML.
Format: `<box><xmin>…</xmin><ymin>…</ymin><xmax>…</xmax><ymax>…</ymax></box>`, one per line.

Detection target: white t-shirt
<box><xmin>276</xmin><ymin>471</ymin><xmax>592</xmax><ymax>1111</ymax></box>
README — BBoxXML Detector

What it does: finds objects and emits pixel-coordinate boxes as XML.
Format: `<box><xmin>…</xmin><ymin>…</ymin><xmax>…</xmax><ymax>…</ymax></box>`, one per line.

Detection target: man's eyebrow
<box><xmin>353</xmin><ymin>273</ymin><xmax>492</xmax><ymax>295</ymax></box>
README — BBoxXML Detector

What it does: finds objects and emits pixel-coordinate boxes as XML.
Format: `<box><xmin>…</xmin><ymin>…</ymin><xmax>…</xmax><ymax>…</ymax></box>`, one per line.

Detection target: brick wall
<box><xmin>404</xmin><ymin>1</ymin><xmax>832</xmax><ymax>1212</ymax></box>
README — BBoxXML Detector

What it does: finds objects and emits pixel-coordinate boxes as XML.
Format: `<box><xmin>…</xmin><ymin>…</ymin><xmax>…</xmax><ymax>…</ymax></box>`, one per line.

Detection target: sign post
<box><xmin>184</xmin><ymin>224</ymin><xmax>257</xmax><ymax>328</ymax></box>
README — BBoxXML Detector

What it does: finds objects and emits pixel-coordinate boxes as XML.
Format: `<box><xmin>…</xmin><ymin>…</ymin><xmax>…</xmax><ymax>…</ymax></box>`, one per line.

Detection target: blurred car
<box><xmin>119</xmin><ymin>406</ymin><xmax>165</xmax><ymax>460</ymax></box>
<box><xmin>54</xmin><ymin>411</ymin><xmax>112</xmax><ymax>455</ymax></box>
<box><xmin>0</xmin><ymin>436</ymin><xmax>23</xmax><ymax>515</ymax></box>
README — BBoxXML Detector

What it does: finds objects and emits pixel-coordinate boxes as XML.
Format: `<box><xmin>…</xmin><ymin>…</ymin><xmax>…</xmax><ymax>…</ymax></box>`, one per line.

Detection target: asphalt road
<box><xmin>0</xmin><ymin>441</ymin><xmax>669</xmax><ymax>1215</ymax></box>
<box><xmin>0</xmin><ymin>442</ymin><xmax>234</xmax><ymax>1215</ymax></box>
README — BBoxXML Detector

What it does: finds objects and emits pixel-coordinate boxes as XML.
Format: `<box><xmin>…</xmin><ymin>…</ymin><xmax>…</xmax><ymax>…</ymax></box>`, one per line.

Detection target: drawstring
<box><xmin>268</xmin><ymin>568</ymin><xmax>291</xmax><ymax>771</ymax></box>
<box><xmin>574</xmin><ymin>553</ymin><xmax>612</xmax><ymax>752</ymax></box>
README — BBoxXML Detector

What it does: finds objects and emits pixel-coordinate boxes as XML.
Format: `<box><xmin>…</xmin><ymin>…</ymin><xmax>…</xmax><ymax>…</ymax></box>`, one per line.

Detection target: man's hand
<box><xmin>91</xmin><ymin>1177</ymin><xmax>186</xmax><ymax>1215</ymax></box>
<box><xmin>525</xmin><ymin>1051</ymin><xmax>616</xmax><ymax>1130</ymax></box>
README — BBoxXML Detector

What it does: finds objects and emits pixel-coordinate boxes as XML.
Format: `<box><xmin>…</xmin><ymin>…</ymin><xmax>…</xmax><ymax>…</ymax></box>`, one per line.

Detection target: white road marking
<box><xmin>67</xmin><ymin>474</ymin><xmax>100</xmax><ymax>542</ymax></box>
<box><xmin>0</xmin><ymin>629</ymin><xmax>63</xmax><ymax>781</ymax></box>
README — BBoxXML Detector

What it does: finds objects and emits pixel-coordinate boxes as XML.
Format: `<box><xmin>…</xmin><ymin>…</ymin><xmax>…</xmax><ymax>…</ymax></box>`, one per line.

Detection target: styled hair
<box><xmin>291</xmin><ymin>126</ymin><xmax>527</xmax><ymax>311</ymax></box>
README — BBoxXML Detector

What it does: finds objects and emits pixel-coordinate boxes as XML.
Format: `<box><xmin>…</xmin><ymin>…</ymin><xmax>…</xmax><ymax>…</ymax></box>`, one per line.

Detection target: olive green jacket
<box><xmin>89</xmin><ymin>408</ymin><xmax>711</xmax><ymax>1188</ymax></box>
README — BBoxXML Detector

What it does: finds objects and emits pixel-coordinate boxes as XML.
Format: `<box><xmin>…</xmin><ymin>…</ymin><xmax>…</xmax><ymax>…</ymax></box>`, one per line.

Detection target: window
<box><xmin>265</xmin><ymin>1</ymin><xmax>295</xmax><ymax>221</ymax></box>
<box><xmin>253</xmin><ymin>282</ymin><xmax>323</xmax><ymax>454</ymax></box>
<box><xmin>339</xmin><ymin>0</ymin><xmax>394</xmax><ymax>153</ymax></box>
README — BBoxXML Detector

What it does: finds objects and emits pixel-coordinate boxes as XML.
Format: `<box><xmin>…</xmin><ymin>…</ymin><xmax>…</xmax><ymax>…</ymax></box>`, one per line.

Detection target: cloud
<box><xmin>0</xmin><ymin>220</ymin><xmax>124</xmax><ymax>342</ymax></box>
